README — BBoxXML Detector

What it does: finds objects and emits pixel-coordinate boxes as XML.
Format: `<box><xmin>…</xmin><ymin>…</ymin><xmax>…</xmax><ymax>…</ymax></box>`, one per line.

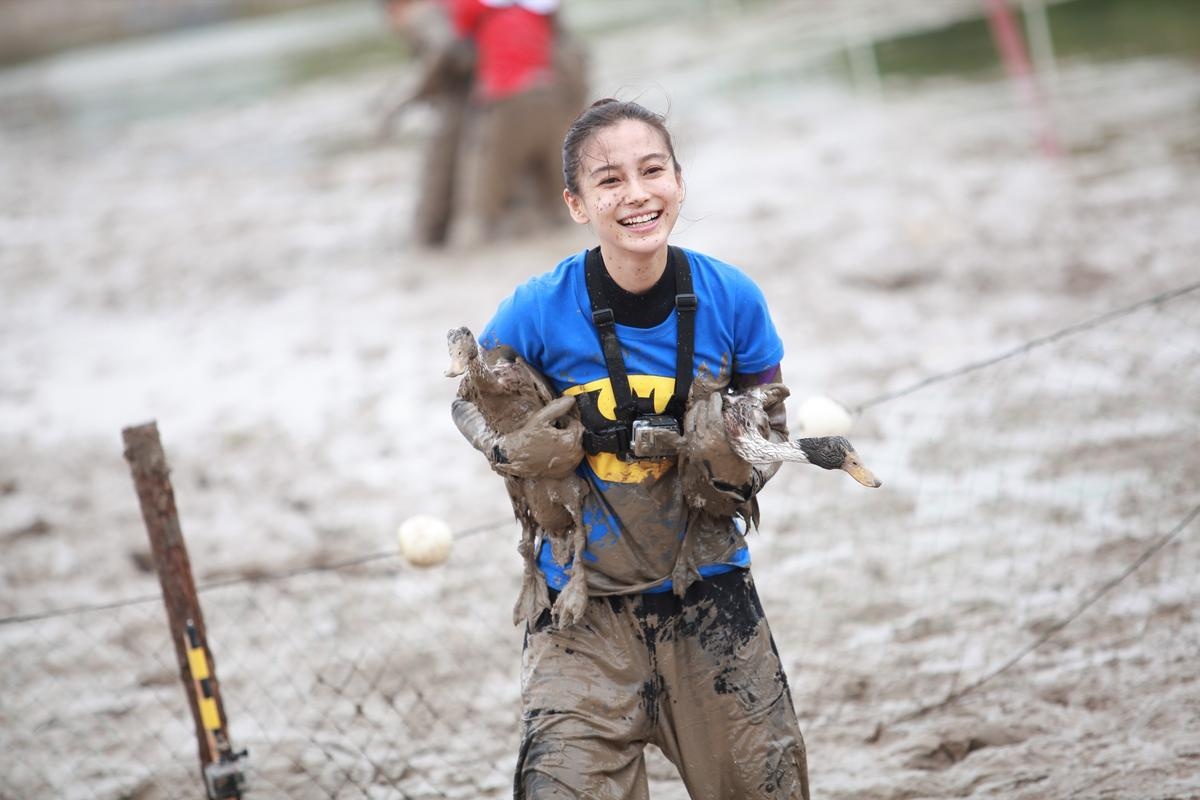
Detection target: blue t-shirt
<box><xmin>481</xmin><ymin>247</ymin><xmax>784</xmax><ymax>595</ymax></box>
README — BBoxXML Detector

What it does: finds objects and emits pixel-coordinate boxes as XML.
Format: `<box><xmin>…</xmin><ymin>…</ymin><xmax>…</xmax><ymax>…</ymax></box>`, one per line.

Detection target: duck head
<box><xmin>796</xmin><ymin>436</ymin><xmax>882</xmax><ymax>488</ymax></box>
<box><xmin>445</xmin><ymin>326</ymin><xmax>479</xmax><ymax>377</ymax></box>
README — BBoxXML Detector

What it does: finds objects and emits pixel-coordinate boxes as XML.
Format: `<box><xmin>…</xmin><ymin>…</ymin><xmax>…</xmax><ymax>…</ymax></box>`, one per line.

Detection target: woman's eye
<box><xmin>598</xmin><ymin>176</ymin><xmax>619</xmax><ymax>186</ymax></box>
<box><xmin>645</xmin><ymin>166</ymin><xmax>664</xmax><ymax>175</ymax></box>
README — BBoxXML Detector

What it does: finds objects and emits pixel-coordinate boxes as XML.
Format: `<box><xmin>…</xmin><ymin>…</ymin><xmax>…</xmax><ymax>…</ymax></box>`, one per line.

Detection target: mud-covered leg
<box><xmin>553</xmin><ymin>517</ymin><xmax>590</xmax><ymax>627</ymax></box>
<box><xmin>513</xmin><ymin>527</ymin><xmax>551</xmax><ymax>626</ymax></box>
<box><xmin>518</xmin><ymin>596</ymin><xmax>651</xmax><ymax>799</ymax></box>
<box><xmin>657</xmin><ymin>570</ymin><xmax>809</xmax><ymax>799</ymax></box>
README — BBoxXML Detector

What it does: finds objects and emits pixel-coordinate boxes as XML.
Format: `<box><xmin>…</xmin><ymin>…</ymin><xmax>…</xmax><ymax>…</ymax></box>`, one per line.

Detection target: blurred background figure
<box><xmin>450</xmin><ymin>0</ymin><xmax>589</xmax><ymax>247</ymax></box>
<box><xmin>378</xmin><ymin>0</ymin><xmax>476</xmax><ymax>248</ymax></box>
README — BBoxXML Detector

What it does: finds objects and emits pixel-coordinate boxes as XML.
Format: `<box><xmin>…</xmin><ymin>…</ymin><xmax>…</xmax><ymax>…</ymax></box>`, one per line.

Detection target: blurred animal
<box><xmin>445</xmin><ymin>326</ymin><xmax>590</xmax><ymax>627</ymax></box>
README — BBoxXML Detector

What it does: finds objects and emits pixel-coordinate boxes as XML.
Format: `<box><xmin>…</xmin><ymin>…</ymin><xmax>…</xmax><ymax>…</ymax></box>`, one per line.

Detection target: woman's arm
<box><xmin>450</xmin><ymin>396</ymin><xmax>584</xmax><ymax>479</ymax></box>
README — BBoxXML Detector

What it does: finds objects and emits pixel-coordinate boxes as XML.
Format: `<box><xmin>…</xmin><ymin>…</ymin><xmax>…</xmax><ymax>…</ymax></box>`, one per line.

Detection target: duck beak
<box><xmin>841</xmin><ymin>454</ymin><xmax>882</xmax><ymax>488</ymax></box>
<box><xmin>444</xmin><ymin>354</ymin><xmax>468</xmax><ymax>378</ymax></box>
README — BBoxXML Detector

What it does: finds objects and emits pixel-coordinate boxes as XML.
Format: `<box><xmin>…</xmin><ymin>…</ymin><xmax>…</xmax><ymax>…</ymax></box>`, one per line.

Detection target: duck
<box><xmin>721</xmin><ymin>384</ymin><xmax>881</xmax><ymax>489</ymax></box>
<box><xmin>445</xmin><ymin>326</ymin><xmax>591</xmax><ymax>628</ymax></box>
<box><xmin>671</xmin><ymin>370</ymin><xmax>880</xmax><ymax>592</ymax></box>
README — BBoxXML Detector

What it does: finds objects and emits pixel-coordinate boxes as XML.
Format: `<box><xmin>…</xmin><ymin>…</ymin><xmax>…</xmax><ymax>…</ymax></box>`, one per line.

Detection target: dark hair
<box><xmin>561</xmin><ymin>98</ymin><xmax>681</xmax><ymax>195</ymax></box>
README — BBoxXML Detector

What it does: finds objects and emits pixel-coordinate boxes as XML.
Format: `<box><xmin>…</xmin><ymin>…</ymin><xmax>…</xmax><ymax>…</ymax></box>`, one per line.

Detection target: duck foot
<box><xmin>669</xmin><ymin>515</ymin><xmax>702</xmax><ymax>597</ymax></box>
<box><xmin>553</xmin><ymin>566</ymin><xmax>589</xmax><ymax>628</ymax></box>
<box><xmin>669</xmin><ymin>553</ymin><xmax>701</xmax><ymax>598</ymax></box>
<box><xmin>512</xmin><ymin>569</ymin><xmax>551</xmax><ymax>627</ymax></box>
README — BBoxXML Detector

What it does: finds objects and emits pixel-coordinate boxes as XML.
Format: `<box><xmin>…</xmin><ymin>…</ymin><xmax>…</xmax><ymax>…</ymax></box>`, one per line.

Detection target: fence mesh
<box><xmin>2</xmin><ymin>284</ymin><xmax>1197</xmax><ymax>799</ymax></box>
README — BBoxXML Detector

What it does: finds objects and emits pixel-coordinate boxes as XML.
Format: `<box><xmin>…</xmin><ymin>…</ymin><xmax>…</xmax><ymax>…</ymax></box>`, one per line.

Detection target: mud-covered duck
<box><xmin>445</xmin><ymin>326</ymin><xmax>590</xmax><ymax>628</ymax></box>
<box><xmin>672</xmin><ymin>372</ymin><xmax>880</xmax><ymax>590</ymax></box>
<box><xmin>680</xmin><ymin>373</ymin><xmax>879</xmax><ymax>513</ymax></box>
<box><xmin>722</xmin><ymin>384</ymin><xmax>881</xmax><ymax>487</ymax></box>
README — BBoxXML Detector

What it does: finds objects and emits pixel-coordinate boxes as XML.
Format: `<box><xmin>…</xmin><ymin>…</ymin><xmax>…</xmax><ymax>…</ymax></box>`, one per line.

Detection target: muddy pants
<box><xmin>454</xmin><ymin>84</ymin><xmax>577</xmax><ymax>246</ymax></box>
<box><xmin>517</xmin><ymin>569</ymin><xmax>810</xmax><ymax>799</ymax></box>
<box><xmin>413</xmin><ymin>90</ymin><xmax>469</xmax><ymax>246</ymax></box>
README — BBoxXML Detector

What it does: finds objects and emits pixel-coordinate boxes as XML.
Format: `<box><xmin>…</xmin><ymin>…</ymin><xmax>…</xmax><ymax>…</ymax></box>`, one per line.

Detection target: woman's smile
<box><xmin>619</xmin><ymin>210</ymin><xmax>662</xmax><ymax>230</ymax></box>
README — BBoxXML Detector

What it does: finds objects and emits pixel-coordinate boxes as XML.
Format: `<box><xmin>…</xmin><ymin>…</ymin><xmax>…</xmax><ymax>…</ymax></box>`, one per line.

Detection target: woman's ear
<box><xmin>563</xmin><ymin>189</ymin><xmax>590</xmax><ymax>225</ymax></box>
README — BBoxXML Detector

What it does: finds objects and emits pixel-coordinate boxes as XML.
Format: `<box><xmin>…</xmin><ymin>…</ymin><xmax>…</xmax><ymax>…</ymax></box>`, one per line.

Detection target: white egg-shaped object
<box><xmin>397</xmin><ymin>515</ymin><xmax>453</xmax><ymax>567</ymax></box>
<box><xmin>796</xmin><ymin>395</ymin><xmax>854</xmax><ymax>437</ymax></box>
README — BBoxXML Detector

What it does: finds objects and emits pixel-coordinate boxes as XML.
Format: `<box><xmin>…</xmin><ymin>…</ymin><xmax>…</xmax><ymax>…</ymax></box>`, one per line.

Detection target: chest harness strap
<box><xmin>581</xmin><ymin>246</ymin><xmax>697</xmax><ymax>457</ymax></box>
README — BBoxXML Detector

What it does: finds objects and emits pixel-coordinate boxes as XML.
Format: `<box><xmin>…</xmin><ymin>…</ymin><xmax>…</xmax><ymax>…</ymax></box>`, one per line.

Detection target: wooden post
<box><xmin>123</xmin><ymin>421</ymin><xmax>242</xmax><ymax>798</ymax></box>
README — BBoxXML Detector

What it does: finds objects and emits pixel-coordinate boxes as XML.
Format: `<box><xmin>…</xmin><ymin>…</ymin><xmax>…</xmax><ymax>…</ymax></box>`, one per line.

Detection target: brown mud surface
<box><xmin>2</xmin><ymin>2</ymin><xmax>1198</xmax><ymax>798</ymax></box>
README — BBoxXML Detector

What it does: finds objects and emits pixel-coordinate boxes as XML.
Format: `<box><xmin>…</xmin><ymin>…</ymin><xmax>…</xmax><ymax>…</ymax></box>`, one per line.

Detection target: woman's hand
<box><xmin>492</xmin><ymin>397</ymin><xmax>584</xmax><ymax>479</ymax></box>
<box><xmin>683</xmin><ymin>392</ymin><xmax>757</xmax><ymax>498</ymax></box>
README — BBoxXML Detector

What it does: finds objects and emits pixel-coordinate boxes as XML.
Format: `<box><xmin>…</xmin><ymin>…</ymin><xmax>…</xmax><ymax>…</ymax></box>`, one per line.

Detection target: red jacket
<box><xmin>452</xmin><ymin>0</ymin><xmax>555</xmax><ymax>101</ymax></box>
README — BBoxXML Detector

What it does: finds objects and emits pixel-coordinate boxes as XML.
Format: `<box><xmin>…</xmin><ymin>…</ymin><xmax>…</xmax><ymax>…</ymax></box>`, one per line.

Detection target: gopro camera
<box><xmin>629</xmin><ymin>415</ymin><xmax>682</xmax><ymax>459</ymax></box>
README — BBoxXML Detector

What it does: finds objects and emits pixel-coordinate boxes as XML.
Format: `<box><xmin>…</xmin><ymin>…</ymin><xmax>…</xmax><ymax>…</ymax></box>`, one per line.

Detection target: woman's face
<box><xmin>564</xmin><ymin>119</ymin><xmax>684</xmax><ymax>266</ymax></box>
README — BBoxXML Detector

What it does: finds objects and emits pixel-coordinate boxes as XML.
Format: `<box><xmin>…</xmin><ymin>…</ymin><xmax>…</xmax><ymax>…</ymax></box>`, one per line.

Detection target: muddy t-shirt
<box><xmin>480</xmin><ymin>247</ymin><xmax>785</xmax><ymax>595</ymax></box>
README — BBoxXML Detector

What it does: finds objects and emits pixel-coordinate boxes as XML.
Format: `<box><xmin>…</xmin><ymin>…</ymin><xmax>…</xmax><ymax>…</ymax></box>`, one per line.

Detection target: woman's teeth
<box><xmin>621</xmin><ymin>211</ymin><xmax>660</xmax><ymax>227</ymax></box>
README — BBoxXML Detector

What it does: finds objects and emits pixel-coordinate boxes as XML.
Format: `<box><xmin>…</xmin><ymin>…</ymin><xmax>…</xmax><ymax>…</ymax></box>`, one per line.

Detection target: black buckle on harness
<box><xmin>592</xmin><ymin>308</ymin><xmax>615</xmax><ymax>327</ymax></box>
<box><xmin>675</xmin><ymin>293</ymin><xmax>697</xmax><ymax>310</ymax></box>
<box><xmin>583</xmin><ymin>425</ymin><xmax>630</xmax><ymax>456</ymax></box>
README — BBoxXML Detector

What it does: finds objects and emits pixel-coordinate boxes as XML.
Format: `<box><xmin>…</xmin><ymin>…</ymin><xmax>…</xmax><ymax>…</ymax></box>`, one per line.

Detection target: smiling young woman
<box><xmin>450</xmin><ymin>98</ymin><xmax>810</xmax><ymax>799</ymax></box>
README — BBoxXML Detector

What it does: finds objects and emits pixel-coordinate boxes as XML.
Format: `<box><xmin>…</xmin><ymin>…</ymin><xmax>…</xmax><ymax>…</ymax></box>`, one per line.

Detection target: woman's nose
<box><xmin>625</xmin><ymin>177</ymin><xmax>650</xmax><ymax>203</ymax></box>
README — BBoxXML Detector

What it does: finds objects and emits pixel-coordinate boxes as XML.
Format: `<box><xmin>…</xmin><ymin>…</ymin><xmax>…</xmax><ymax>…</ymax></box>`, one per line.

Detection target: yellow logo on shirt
<box><xmin>564</xmin><ymin>375</ymin><xmax>677</xmax><ymax>484</ymax></box>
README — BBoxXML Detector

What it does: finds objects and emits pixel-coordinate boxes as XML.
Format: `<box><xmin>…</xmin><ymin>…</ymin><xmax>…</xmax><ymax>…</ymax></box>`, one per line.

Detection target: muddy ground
<box><xmin>1</xmin><ymin>1</ymin><xmax>1198</xmax><ymax>798</ymax></box>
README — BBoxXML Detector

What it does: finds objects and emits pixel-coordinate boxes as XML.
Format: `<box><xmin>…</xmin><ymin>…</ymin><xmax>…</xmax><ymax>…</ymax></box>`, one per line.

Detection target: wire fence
<box><xmin>2</xmin><ymin>281</ymin><xmax>1198</xmax><ymax>799</ymax></box>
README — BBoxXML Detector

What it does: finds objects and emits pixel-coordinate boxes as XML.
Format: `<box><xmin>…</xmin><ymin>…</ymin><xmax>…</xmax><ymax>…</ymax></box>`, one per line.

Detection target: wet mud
<box><xmin>2</xmin><ymin>1</ymin><xmax>1199</xmax><ymax>798</ymax></box>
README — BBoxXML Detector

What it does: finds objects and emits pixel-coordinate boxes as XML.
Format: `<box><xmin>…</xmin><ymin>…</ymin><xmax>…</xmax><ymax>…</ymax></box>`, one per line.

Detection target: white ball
<box><xmin>397</xmin><ymin>515</ymin><xmax>453</xmax><ymax>567</ymax></box>
<box><xmin>796</xmin><ymin>395</ymin><xmax>854</xmax><ymax>437</ymax></box>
